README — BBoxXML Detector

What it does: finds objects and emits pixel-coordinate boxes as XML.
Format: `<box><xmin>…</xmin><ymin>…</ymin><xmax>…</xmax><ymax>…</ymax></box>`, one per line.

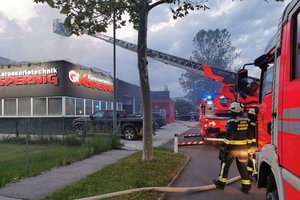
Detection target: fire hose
<box><xmin>76</xmin><ymin>176</ymin><xmax>241</xmax><ymax>200</ymax></box>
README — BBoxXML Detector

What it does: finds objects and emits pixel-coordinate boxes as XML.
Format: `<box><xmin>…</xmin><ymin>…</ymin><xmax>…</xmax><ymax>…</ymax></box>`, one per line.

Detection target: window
<box><xmin>76</xmin><ymin>98</ymin><xmax>84</xmax><ymax>115</ymax></box>
<box><xmin>85</xmin><ymin>99</ymin><xmax>92</xmax><ymax>115</ymax></box>
<box><xmin>4</xmin><ymin>99</ymin><xmax>16</xmax><ymax>116</ymax></box>
<box><xmin>93</xmin><ymin>100</ymin><xmax>100</xmax><ymax>112</ymax></box>
<box><xmin>48</xmin><ymin>98</ymin><xmax>62</xmax><ymax>116</ymax></box>
<box><xmin>66</xmin><ymin>97</ymin><xmax>75</xmax><ymax>115</ymax></box>
<box><xmin>101</xmin><ymin>101</ymin><xmax>107</xmax><ymax>110</ymax></box>
<box><xmin>33</xmin><ymin>98</ymin><xmax>46</xmax><ymax>116</ymax></box>
<box><xmin>18</xmin><ymin>98</ymin><xmax>31</xmax><ymax>116</ymax></box>
<box><xmin>261</xmin><ymin>66</ymin><xmax>274</xmax><ymax>98</ymax></box>
<box><xmin>107</xmin><ymin>102</ymin><xmax>112</xmax><ymax>110</ymax></box>
<box><xmin>117</xmin><ymin>103</ymin><xmax>123</xmax><ymax>111</ymax></box>
<box><xmin>293</xmin><ymin>12</ymin><xmax>300</xmax><ymax>79</ymax></box>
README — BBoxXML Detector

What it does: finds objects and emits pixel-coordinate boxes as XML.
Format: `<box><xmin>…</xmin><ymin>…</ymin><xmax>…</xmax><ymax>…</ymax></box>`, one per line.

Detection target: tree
<box><xmin>175</xmin><ymin>99</ymin><xmax>193</xmax><ymax>116</ymax></box>
<box><xmin>179</xmin><ymin>28</ymin><xmax>240</xmax><ymax>105</ymax></box>
<box><xmin>34</xmin><ymin>0</ymin><xmax>209</xmax><ymax>161</ymax></box>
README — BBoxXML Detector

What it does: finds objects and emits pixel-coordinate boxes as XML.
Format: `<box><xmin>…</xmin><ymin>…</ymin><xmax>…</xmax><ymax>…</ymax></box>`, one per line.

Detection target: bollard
<box><xmin>174</xmin><ymin>134</ymin><xmax>178</xmax><ymax>153</ymax></box>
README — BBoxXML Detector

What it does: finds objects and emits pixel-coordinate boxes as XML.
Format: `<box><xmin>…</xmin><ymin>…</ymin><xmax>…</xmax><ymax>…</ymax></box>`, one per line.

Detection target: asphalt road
<box><xmin>163</xmin><ymin>127</ymin><xmax>265</xmax><ymax>200</ymax></box>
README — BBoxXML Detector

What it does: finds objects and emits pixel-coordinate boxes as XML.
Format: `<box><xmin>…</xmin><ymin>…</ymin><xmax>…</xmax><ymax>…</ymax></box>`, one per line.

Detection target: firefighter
<box><xmin>247</xmin><ymin>108</ymin><xmax>258</xmax><ymax>178</ymax></box>
<box><xmin>213</xmin><ymin>102</ymin><xmax>252</xmax><ymax>194</ymax></box>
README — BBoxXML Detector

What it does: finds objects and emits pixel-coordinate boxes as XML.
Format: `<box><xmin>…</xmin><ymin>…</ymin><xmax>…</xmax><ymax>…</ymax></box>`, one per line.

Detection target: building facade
<box><xmin>0</xmin><ymin>59</ymin><xmax>175</xmax><ymax>134</ymax></box>
<box><xmin>152</xmin><ymin>91</ymin><xmax>175</xmax><ymax>123</ymax></box>
<box><xmin>0</xmin><ymin>60</ymin><xmax>122</xmax><ymax>134</ymax></box>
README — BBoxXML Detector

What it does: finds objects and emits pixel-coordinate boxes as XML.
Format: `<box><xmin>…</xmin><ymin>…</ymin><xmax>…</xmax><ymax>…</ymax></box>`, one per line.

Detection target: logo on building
<box><xmin>0</xmin><ymin>67</ymin><xmax>59</xmax><ymax>86</ymax></box>
<box><xmin>68</xmin><ymin>70</ymin><xmax>113</xmax><ymax>93</ymax></box>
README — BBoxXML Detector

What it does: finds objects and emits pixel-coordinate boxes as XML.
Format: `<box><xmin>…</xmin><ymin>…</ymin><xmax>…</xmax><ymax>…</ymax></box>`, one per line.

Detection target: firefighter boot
<box><xmin>241</xmin><ymin>184</ymin><xmax>251</xmax><ymax>194</ymax></box>
<box><xmin>213</xmin><ymin>179</ymin><xmax>225</xmax><ymax>190</ymax></box>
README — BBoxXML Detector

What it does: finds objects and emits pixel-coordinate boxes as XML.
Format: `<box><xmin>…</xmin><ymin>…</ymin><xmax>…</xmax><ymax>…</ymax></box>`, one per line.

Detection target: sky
<box><xmin>0</xmin><ymin>0</ymin><xmax>290</xmax><ymax>98</ymax></box>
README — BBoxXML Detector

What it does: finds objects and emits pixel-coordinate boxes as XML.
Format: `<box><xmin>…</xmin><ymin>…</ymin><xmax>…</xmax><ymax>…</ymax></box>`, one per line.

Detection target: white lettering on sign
<box><xmin>68</xmin><ymin>70</ymin><xmax>113</xmax><ymax>93</ymax></box>
<box><xmin>0</xmin><ymin>67</ymin><xmax>59</xmax><ymax>86</ymax></box>
<box><xmin>0</xmin><ymin>68</ymin><xmax>58</xmax><ymax>77</ymax></box>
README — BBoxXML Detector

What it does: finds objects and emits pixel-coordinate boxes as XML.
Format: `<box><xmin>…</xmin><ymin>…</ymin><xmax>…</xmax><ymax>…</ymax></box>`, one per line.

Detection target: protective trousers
<box><xmin>247</xmin><ymin>156</ymin><xmax>257</xmax><ymax>177</ymax></box>
<box><xmin>217</xmin><ymin>145</ymin><xmax>251</xmax><ymax>191</ymax></box>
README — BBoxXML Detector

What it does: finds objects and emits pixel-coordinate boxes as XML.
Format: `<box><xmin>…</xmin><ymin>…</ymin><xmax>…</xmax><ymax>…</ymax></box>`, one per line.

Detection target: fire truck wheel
<box><xmin>123</xmin><ymin>126</ymin><xmax>137</xmax><ymax>140</ymax></box>
<box><xmin>266</xmin><ymin>173</ymin><xmax>278</xmax><ymax>200</ymax></box>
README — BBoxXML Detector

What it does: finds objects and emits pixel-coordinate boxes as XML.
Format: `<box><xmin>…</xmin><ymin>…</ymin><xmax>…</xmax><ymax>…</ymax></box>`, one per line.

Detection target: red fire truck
<box><xmin>199</xmin><ymin>77</ymin><xmax>235</xmax><ymax>138</ymax></box>
<box><xmin>237</xmin><ymin>1</ymin><xmax>300</xmax><ymax>198</ymax></box>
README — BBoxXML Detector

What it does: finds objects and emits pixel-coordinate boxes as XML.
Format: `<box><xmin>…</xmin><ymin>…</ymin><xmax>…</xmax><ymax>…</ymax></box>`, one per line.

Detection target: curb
<box><xmin>157</xmin><ymin>152</ymin><xmax>190</xmax><ymax>200</ymax></box>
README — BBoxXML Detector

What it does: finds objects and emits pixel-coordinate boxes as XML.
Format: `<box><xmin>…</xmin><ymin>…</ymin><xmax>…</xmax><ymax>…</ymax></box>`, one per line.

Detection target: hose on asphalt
<box><xmin>76</xmin><ymin>175</ymin><xmax>241</xmax><ymax>200</ymax></box>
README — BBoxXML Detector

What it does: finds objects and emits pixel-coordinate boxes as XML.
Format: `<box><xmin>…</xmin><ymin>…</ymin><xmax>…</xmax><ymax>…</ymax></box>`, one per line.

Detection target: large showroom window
<box><xmin>65</xmin><ymin>97</ymin><xmax>75</xmax><ymax>115</ymax></box>
<box><xmin>0</xmin><ymin>99</ymin><xmax>2</xmax><ymax>116</ymax></box>
<box><xmin>117</xmin><ymin>103</ymin><xmax>123</xmax><ymax>111</ymax></box>
<box><xmin>76</xmin><ymin>98</ymin><xmax>84</xmax><ymax>115</ymax></box>
<box><xmin>33</xmin><ymin>98</ymin><xmax>46</xmax><ymax>116</ymax></box>
<box><xmin>85</xmin><ymin>99</ymin><xmax>93</xmax><ymax>115</ymax></box>
<box><xmin>4</xmin><ymin>99</ymin><xmax>16</xmax><ymax>116</ymax></box>
<box><xmin>101</xmin><ymin>101</ymin><xmax>107</xmax><ymax>110</ymax></box>
<box><xmin>18</xmin><ymin>98</ymin><xmax>31</xmax><ymax>116</ymax></box>
<box><xmin>93</xmin><ymin>100</ymin><xmax>100</xmax><ymax>112</ymax></box>
<box><xmin>48</xmin><ymin>98</ymin><xmax>62</xmax><ymax>116</ymax></box>
<box><xmin>107</xmin><ymin>102</ymin><xmax>112</xmax><ymax>110</ymax></box>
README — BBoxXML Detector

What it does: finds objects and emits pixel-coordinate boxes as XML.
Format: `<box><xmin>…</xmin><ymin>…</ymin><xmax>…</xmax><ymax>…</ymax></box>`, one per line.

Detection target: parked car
<box><xmin>72</xmin><ymin>110</ymin><xmax>151</xmax><ymax>140</ymax></box>
<box><xmin>179</xmin><ymin>112</ymin><xmax>199</xmax><ymax>121</ymax></box>
<box><xmin>152</xmin><ymin>113</ymin><xmax>167</xmax><ymax>128</ymax></box>
<box><xmin>126</xmin><ymin>113</ymin><xmax>160</xmax><ymax>130</ymax></box>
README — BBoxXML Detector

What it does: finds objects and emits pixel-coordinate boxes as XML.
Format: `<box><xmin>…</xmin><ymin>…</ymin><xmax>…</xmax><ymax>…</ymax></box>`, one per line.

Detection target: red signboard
<box><xmin>68</xmin><ymin>70</ymin><xmax>113</xmax><ymax>93</ymax></box>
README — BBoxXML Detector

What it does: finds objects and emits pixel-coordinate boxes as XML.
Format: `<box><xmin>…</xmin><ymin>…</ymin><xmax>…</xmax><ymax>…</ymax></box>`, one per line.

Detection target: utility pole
<box><xmin>112</xmin><ymin>7</ymin><xmax>117</xmax><ymax>136</ymax></box>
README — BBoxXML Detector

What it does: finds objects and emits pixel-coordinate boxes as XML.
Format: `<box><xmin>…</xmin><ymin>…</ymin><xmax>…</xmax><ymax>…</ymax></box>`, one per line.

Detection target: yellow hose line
<box><xmin>76</xmin><ymin>175</ymin><xmax>241</xmax><ymax>200</ymax></box>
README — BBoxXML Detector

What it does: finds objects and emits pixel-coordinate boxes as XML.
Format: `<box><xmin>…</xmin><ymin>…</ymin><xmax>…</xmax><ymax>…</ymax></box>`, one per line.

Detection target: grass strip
<box><xmin>45</xmin><ymin>148</ymin><xmax>186</xmax><ymax>200</ymax></box>
<box><xmin>0</xmin><ymin>135</ymin><xmax>121</xmax><ymax>187</ymax></box>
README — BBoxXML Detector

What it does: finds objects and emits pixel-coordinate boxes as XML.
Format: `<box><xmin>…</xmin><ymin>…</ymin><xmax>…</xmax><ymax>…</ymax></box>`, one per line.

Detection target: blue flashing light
<box><xmin>207</xmin><ymin>95</ymin><xmax>212</xmax><ymax>100</ymax></box>
<box><xmin>95</xmin><ymin>105</ymin><xmax>99</xmax><ymax>109</ymax></box>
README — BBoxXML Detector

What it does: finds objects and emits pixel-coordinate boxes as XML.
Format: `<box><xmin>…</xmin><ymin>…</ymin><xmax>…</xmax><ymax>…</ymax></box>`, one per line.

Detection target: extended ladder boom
<box><xmin>92</xmin><ymin>33</ymin><xmax>237</xmax><ymax>84</ymax></box>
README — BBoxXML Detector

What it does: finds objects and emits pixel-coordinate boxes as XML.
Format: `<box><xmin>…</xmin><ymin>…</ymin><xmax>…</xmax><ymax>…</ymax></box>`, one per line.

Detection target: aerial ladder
<box><xmin>53</xmin><ymin>19</ymin><xmax>258</xmax><ymax>143</ymax></box>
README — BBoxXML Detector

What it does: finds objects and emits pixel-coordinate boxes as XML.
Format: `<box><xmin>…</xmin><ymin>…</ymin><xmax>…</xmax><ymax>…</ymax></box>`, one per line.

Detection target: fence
<box><xmin>0</xmin><ymin>117</ymin><xmax>122</xmax><ymax>188</ymax></box>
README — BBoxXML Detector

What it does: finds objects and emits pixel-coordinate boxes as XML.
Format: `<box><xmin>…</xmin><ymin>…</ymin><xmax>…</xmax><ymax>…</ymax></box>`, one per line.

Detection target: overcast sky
<box><xmin>0</xmin><ymin>0</ymin><xmax>290</xmax><ymax>98</ymax></box>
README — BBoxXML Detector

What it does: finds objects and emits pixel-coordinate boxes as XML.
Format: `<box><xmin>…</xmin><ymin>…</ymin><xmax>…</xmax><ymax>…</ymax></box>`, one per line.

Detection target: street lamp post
<box><xmin>112</xmin><ymin>9</ymin><xmax>117</xmax><ymax>136</ymax></box>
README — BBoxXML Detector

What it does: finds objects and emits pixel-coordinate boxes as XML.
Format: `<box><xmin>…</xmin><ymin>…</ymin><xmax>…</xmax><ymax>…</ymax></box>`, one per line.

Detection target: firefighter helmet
<box><xmin>230</xmin><ymin>102</ymin><xmax>244</xmax><ymax>113</ymax></box>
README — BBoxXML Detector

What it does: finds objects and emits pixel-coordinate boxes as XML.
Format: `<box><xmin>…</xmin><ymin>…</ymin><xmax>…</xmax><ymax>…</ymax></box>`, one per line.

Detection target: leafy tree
<box><xmin>179</xmin><ymin>28</ymin><xmax>240</xmax><ymax>107</ymax></box>
<box><xmin>175</xmin><ymin>99</ymin><xmax>193</xmax><ymax>116</ymax></box>
<box><xmin>34</xmin><ymin>0</ymin><xmax>209</xmax><ymax>161</ymax></box>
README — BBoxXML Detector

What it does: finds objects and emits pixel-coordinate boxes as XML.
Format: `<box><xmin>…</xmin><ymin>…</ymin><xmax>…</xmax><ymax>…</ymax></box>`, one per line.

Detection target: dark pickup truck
<box><xmin>72</xmin><ymin>110</ymin><xmax>154</xmax><ymax>140</ymax></box>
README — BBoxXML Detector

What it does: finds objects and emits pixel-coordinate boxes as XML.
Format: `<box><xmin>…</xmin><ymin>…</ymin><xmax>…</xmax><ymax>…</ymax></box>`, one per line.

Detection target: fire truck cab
<box><xmin>199</xmin><ymin>97</ymin><xmax>228</xmax><ymax>137</ymax></box>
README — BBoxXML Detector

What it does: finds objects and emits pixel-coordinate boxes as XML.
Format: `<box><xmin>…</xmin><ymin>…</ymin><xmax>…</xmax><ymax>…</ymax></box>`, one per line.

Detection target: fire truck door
<box><xmin>257</xmin><ymin>65</ymin><xmax>273</xmax><ymax>149</ymax></box>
